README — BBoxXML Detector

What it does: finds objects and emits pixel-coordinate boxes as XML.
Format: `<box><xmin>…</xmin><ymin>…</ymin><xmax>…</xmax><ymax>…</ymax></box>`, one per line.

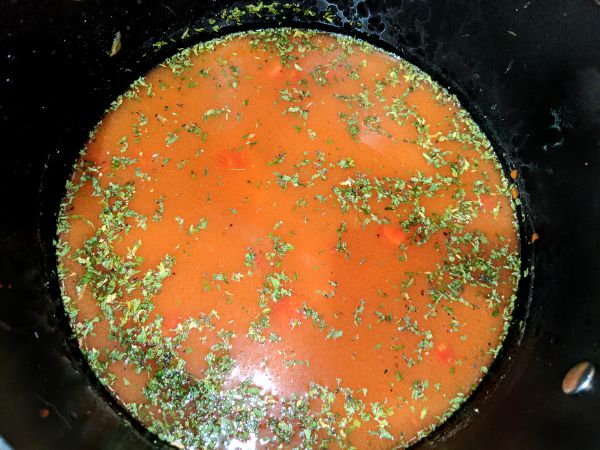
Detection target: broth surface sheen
<box><xmin>56</xmin><ymin>28</ymin><xmax>520</xmax><ymax>449</ymax></box>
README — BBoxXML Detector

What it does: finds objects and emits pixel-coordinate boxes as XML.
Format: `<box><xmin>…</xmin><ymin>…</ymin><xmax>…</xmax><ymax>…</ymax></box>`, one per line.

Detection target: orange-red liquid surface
<box><xmin>58</xmin><ymin>29</ymin><xmax>520</xmax><ymax>449</ymax></box>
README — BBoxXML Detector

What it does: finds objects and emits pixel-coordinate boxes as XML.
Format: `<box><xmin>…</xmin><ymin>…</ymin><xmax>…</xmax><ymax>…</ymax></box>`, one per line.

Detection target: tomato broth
<box><xmin>56</xmin><ymin>29</ymin><xmax>520</xmax><ymax>449</ymax></box>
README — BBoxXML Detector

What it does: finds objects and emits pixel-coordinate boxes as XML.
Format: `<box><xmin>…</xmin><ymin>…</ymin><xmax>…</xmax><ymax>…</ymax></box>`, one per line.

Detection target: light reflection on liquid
<box><xmin>230</xmin><ymin>362</ymin><xmax>279</xmax><ymax>395</ymax></box>
<box><xmin>223</xmin><ymin>367</ymin><xmax>277</xmax><ymax>450</ymax></box>
<box><xmin>225</xmin><ymin>433</ymin><xmax>258</xmax><ymax>450</ymax></box>
<box><xmin>251</xmin><ymin>370</ymin><xmax>278</xmax><ymax>395</ymax></box>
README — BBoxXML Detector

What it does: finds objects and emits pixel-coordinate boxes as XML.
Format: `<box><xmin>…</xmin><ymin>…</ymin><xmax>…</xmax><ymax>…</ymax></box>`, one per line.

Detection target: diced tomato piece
<box><xmin>138</xmin><ymin>152</ymin><xmax>153</xmax><ymax>172</ymax></box>
<box><xmin>267</xmin><ymin>62</ymin><xmax>283</xmax><ymax>78</ymax></box>
<box><xmin>217</xmin><ymin>149</ymin><xmax>247</xmax><ymax>170</ymax></box>
<box><xmin>379</xmin><ymin>224</ymin><xmax>408</xmax><ymax>246</ymax></box>
<box><xmin>360</xmin><ymin>132</ymin><xmax>388</xmax><ymax>151</ymax></box>
<box><xmin>253</xmin><ymin>250</ymin><xmax>269</xmax><ymax>272</ymax></box>
<box><xmin>434</xmin><ymin>342</ymin><xmax>454</xmax><ymax>364</ymax></box>
<box><xmin>162</xmin><ymin>314</ymin><xmax>182</xmax><ymax>333</ymax></box>
<box><xmin>479</xmin><ymin>194</ymin><xmax>496</xmax><ymax>212</ymax></box>
<box><xmin>267</xmin><ymin>61</ymin><xmax>303</xmax><ymax>82</ymax></box>
<box><xmin>289</xmin><ymin>69</ymin><xmax>303</xmax><ymax>83</ymax></box>
<box><xmin>270</xmin><ymin>295</ymin><xmax>298</xmax><ymax>322</ymax></box>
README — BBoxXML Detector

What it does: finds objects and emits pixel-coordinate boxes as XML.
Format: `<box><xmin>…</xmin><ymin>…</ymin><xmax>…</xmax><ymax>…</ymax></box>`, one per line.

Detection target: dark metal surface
<box><xmin>1</xmin><ymin>1</ymin><xmax>600</xmax><ymax>449</ymax></box>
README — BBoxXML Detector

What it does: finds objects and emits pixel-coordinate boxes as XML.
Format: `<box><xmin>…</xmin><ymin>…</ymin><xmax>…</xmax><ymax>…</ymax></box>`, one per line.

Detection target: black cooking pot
<box><xmin>2</xmin><ymin>1</ymin><xmax>600</xmax><ymax>449</ymax></box>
